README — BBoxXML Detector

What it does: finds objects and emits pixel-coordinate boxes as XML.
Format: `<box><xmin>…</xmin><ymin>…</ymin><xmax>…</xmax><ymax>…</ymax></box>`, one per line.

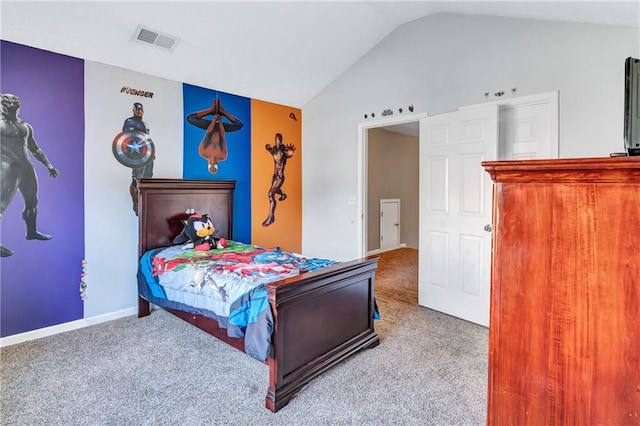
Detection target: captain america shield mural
<box><xmin>112</xmin><ymin>130</ymin><xmax>155</xmax><ymax>168</ymax></box>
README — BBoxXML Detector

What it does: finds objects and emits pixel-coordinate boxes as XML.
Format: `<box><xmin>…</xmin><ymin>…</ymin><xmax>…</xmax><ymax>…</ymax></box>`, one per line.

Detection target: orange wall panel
<box><xmin>250</xmin><ymin>100</ymin><xmax>301</xmax><ymax>252</ymax></box>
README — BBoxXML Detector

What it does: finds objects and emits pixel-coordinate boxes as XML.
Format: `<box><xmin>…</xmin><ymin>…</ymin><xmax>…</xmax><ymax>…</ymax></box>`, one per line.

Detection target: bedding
<box><xmin>138</xmin><ymin>241</ymin><xmax>338</xmax><ymax>361</ymax></box>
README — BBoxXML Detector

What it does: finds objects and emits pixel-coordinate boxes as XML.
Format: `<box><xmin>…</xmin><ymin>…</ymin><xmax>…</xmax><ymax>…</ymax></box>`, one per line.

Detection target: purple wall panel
<box><xmin>1</xmin><ymin>41</ymin><xmax>85</xmax><ymax>337</ymax></box>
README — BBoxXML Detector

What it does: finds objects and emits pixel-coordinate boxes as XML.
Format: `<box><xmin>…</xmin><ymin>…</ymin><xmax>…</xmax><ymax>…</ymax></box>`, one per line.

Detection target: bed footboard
<box><xmin>265</xmin><ymin>257</ymin><xmax>379</xmax><ymax>412</ymax></box>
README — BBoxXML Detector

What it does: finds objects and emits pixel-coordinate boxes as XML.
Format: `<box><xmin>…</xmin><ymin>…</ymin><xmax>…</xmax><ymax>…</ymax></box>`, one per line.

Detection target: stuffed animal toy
<box><xmin>173</xmin><ymin>213</ymin><xmax>228</xmax><ymax>251</ymax></box>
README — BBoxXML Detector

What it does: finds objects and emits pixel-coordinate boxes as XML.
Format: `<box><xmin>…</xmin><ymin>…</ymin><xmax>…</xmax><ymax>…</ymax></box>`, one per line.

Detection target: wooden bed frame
<box><xmin>136</xmin><ymin>178</ymin><xmax>379</xmax><ymax>412</ymax></box>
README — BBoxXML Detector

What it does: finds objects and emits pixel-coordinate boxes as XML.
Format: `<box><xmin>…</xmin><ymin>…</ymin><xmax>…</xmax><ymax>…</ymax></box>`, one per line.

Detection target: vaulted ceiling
<box><xmin>2</xmin><ymin>1</ymin><xmax>639</xmax><ymax>108</ymax></box>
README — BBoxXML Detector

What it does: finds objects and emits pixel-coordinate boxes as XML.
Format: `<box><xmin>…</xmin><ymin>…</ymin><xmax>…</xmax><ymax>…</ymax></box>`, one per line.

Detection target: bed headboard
<box><xmin>137</xmin><ymin>179</ymin><xmax>236</xmax><ymax>257</ymax></box>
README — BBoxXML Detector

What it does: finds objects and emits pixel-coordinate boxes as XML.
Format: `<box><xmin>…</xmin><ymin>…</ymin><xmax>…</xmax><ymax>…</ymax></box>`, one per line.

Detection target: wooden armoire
<box><xmin>482</xmin><ymin>157</ymin><xmax>640</xmax><ymax>425</ymax></box>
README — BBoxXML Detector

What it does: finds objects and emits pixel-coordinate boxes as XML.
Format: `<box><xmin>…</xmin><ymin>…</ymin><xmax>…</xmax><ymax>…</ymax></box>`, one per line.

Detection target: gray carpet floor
<box><xmin>0</xmin><ymin>249</ymin><xmax>488</xmax><ymax>425</ymax></box>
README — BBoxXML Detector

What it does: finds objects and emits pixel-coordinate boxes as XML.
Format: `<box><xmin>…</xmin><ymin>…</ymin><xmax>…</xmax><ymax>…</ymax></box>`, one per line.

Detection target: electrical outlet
<box><xmin>348</xmin><ymin>196</ymin><xmax>357</xmax><ymax>206</ymax></box>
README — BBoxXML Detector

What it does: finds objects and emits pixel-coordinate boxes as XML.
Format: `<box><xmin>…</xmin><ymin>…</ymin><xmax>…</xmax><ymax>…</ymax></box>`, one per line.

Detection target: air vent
<box><xmin>133</xmin><ymin>25</ymin><xmax>179</xmax><ymax>51</ymax></box>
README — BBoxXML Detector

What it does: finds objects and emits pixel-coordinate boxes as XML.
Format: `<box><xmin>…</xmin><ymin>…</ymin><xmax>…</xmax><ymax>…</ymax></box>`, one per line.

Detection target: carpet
<box><xmin>0</xmin><ymin>247</ymin><xmax>488</xmax><ymax>425</ymax></box>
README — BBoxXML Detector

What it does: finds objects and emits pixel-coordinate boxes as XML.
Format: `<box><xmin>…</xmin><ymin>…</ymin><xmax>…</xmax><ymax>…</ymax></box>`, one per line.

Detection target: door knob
<box><xmin>484</xmin><ymin>224</ymin><xmax>492</xmax><ymax>232</ymax></box>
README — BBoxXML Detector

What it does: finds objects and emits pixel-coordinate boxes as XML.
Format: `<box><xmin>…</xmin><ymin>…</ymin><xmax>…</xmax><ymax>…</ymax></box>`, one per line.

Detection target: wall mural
<box><xmin>1</xmin><ymin>93</ymin><xmax>60</xmax><ymax>255</ymax></box>
<box><xmin>83</xmin><ymin>61</ymin><xmax>183</xmax><ymax>320</ymax></box>
<box><xmin>251</xmin><ymin>99</ymin><xmax>302</xmax><ymax>253</ymax></box>
<box><xmin>0</xmin><ymin>40</ymin><xmax>302</xmax><ymax>339</ymax></box>
<box><xmin>0</xmin><ymin>40</ymin><xmax>85</xmax><ymax>337</ymax></box>
<box><xmin>261</xmin><ymin>132</ymin><xmax>296</xmax><ymax>227</ymax></box>
<box><xmin>186</xmin><ymin>98</ymin><xmax>244</xmax><ymax>174</ymax></box>
<box><xmin>183</xmin><ymin>84</ymin><xmax>252</xmax><ymax>243</ymax></box>
<box><xmin>112</xmin><ymin>101</ymin><xmax>155</xmax><ymax>215</ymax></box>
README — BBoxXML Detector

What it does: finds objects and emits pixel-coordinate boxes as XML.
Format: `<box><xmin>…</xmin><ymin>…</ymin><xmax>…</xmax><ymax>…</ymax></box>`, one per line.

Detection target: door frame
<box><xmin>357</xmin><ymin>112</ymin><xmax>429</xmax><ymax>258</ymax></box>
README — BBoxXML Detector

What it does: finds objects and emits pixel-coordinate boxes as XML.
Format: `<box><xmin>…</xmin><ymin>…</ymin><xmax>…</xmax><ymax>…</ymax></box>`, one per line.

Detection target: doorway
<box><xmin>358</xmin><ymin>112</ymin><xmax>427</xmax><ymax>256</ymax></box>
<box><xmin>357</xmin><ymin>92</ymin><xmax>558</xmax><ymax>325</ymax></box>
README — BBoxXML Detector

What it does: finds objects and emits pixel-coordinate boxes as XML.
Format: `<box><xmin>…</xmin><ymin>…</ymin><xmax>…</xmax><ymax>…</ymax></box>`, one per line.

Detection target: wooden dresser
<box><xmin>482</xmin><ymin>157</ymin><xmax>640</xmax><ymax>425</ymax></box>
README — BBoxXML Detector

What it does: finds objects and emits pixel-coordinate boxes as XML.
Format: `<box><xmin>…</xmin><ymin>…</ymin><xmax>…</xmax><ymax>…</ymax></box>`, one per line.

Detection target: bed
<box><xmin>136</xmin><ymin>178</ymin><xmax>380</xmax><ymax>412</ymax></box>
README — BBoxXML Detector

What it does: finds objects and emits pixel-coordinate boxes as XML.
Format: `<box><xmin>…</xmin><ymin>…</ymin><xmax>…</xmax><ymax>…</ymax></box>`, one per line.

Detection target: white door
<box><xmin>418</xmin><ymin>103</ymin><xmax>498</xmax><ymax>327</ymax></box>
<box><xmin>498</xmin><ymin>92</ymin><xmax>558</xmax><ymax>160</ymax></box>
<box><xmin>380</xmin><ymin>199</ymin><xmax>400</xmax><ymax>252</ymax></box>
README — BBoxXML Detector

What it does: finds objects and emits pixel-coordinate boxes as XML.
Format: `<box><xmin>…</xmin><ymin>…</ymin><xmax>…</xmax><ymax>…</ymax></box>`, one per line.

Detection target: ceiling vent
<box><xmin>133</xmin><ymin>25</ymin><xmax>179</xmax><ymax>51</ymax></box>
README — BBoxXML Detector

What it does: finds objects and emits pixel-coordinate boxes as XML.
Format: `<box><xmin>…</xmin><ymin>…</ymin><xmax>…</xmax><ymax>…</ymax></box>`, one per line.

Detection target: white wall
<box><xmin>84</xmin><ymin>62</ymin><xmax>183</xmax><ymax>318</ymax></box>
<box><xmin>301</xmin><ymin>13</ymin><xmax>640</xmax><ymax>261</ymax></box>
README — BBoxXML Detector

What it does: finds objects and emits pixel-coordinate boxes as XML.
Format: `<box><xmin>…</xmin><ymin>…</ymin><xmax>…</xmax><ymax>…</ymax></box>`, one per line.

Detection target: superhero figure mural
<box><xmin>112</xmin><ymin>102</ymin><xmax>155</xmax><ymax>215</ymax></box>
<box><xmin>262</xmin><ymin>133</ymin><xmax>296</xmax><ymax>227</ymax></box>
<box><xmin>183</xmin><ymin>86</ymin><xmax>251</xmax><ymax>243</ymax></box>
<box><xmin>186</xmin><ymin>98</ymin><xmax>243</xmax><ymax>174</ymax></box>
<box><xmin>0</xmin><ymin>94</ymin><xmax>59</xmax><ymax>257</ymax></box>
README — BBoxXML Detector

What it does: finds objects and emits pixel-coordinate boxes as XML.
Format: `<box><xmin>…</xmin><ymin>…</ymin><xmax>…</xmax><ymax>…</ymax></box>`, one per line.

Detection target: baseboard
<box><xmin>371</xmin><ymin>244</ymin><xmax>409</xmax><ymax>255</ymax></box>
<box><xmin>0</xmin><ymin>307</ymin><xmax>137</xmax><ymax>348</ymax></box>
